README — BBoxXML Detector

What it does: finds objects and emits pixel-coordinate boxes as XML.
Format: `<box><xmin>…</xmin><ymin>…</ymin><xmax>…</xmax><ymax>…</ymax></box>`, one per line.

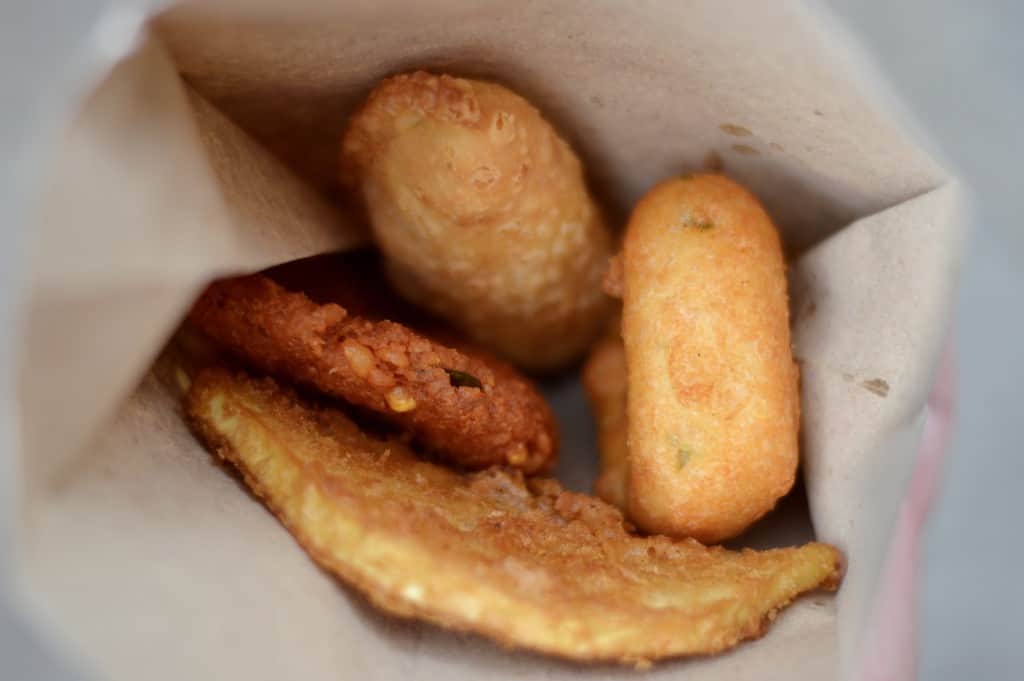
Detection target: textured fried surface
<box><xmin>341</xmin><ymin>71</ymin><xmax>612</xmax><ymax>371</ymax></box>
<box><xmin>186</xmin><ymin>368</ymin><xmax>841</xmax><ymax>665</ymax></box>
<box><xmin>622</xmin><ymin>174</ymin><xmax>800</xmax><ymax>543</ymax></box>
<box><xmin>581</xmin><ymin>317</ymin><xmax>630</xmax><ymax>510</ymax></box>
<box><xmin>189</xmin><ymin>274</ymin><xmax>556</xmax><ymax>472</ymax></box>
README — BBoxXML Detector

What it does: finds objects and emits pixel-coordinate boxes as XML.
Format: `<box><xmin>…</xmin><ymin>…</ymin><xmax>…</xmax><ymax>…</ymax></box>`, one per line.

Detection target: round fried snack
<box><xmin>581</xmin><ymin>317</ymin><xmax>630</xmax><ymax>510</ymax></box>
<box><xmin>188</xmin><ymin>274</ymin><xmax>556</xmax><ymax>473</ymax></box>
<box><xmin>187</xmin><ymin>367</ymin><xmax>841</xmax><ymax>665</ymax></box>
<box><xmin>341</xmin><ymin>71</ymin><xmax>612</xmax><ymax>371</ymax></box>
<box><xmin>622</xmin><ymin>174</ymin><xmax>800</xmax><ymax>543</ymax></box>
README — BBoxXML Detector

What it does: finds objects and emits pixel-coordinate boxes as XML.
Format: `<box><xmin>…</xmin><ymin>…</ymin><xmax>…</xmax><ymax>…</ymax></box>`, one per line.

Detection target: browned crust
<box><xmin>341</xmin><ymin>71</ymin><xmax>485</xmax><ymax>187</ymax></box>
<box><xmin>186</xmin><ymin>368</ymin><xmax>843</xmax><ymax>666</ymax></box>
<box><xmin>621</xmin><ymin>173</ymin><xmax>800</xmax><ymax>543</ymax></box>
<box><xmin>188</xmin><ymin>274</ymin><xmax>557</xmax><ymax>472</ymax></box>
<box><xmin>581</xmin><ymin>316</ymin><xmax>630</xmax><ymax>510</ymax></box>
<box><xmin>601</xmin><ymin>253</ymin><xmax>624</xmax><ymax>299</ymax></box>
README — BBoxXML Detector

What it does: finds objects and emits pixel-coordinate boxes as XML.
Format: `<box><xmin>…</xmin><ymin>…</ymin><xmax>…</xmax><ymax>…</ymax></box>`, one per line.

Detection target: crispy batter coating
<box><xmin>621</xmin><ymin>174</ymin><xmax>800</xmax><ymax>543</ymax></box>
<box><xmin>188</xmin><ymin>274</ymin><xmax>556</xmax><ymax>472</ymax></box>
<box><xmin>581</xmin><ymin>316</ymin><xmax>630</xmax><ymax>510</ymax></box>
<box><xmin>341</xmin><ymin>71</ymin><xmax>612</xmax><ymax>371</ymax></box>
<box><xmin>187</xmin><ymin>368</ymin><xmax>841</xmax><ymax>665</ymax></box>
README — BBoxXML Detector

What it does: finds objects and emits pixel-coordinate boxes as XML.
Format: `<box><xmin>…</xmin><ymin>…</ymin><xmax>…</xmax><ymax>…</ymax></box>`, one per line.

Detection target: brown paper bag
<box><xmin>10</xmin><ymin>2</ymin><xmax>965</xmax><ymax>680</ymax></box>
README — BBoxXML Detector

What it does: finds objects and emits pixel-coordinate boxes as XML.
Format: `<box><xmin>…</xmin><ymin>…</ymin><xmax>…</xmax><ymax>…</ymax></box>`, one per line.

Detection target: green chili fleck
<box><xmin>445</xmin><ymin>368</ymin><xmax>483</xmax><ymax>389</ymax></box>
<box><xmin>680</xmin><ymin>210</ymin><xmax>714</xmax><ymax>230</ymax></box>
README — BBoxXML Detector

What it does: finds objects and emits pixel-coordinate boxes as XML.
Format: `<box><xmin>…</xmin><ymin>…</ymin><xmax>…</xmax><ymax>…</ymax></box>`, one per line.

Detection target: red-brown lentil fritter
<box><xmin>188</xmin><ymin>273</ymin><xmax>557</xmax><ymax>473</ymax></box>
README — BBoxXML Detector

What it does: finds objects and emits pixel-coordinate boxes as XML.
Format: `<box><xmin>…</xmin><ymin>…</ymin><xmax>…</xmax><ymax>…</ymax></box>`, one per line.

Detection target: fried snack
<box><xmin>341</xmin><ymin>71</ymin><xmax>612</xmax><ymax>371</ymax></box>
<box><xmin>187</xmin><ymin>367</ymin><xmax>841</xmax><ymax>665</ymax></box>
<box><xmin>581</xmin><ymin>317</ymin><xmax>629</xmax><ymax>510</ymax></box>
<box><xmin>621</xmin><ymin>174</ymin><xmax>799</xmax><ymax>543</ymax></box>
<box><xmin>189</xmin><ymin>274</ymin><xmax>556</xmax><ymax>473</ymax></box>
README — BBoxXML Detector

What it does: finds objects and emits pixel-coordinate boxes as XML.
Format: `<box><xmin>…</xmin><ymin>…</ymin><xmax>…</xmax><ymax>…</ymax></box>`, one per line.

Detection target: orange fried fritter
<box><xmin>622</xmin><ymin>174</ymin><xmax>800</xmax><ymax>543</ymax></box>
<box><xmin>581</xmin><ymin>317</ymin><xmax>630</xmax><ymax>510</ymax></box>
<box><xmin>186</xmin><ymin>367</ymin><xmax>842</xmax><ymax>665</ymax></box>
<box><xmin>341</xmin><ymin>71</ymin><xmax>612</xmax><ymax>372</ymax></box>
<box><xmin>188</xmin><ymin>274</ymin><xmax>556</xmax><ymax>473</ymax></box>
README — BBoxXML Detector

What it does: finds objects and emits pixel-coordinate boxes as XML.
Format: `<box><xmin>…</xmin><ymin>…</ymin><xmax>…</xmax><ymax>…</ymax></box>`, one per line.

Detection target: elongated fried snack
<box><xmin>189</xmin><ymin>274</ymin><xmax>556</xmax><ymax>473</ymax></box>
<box><xmin>341</xmin><ymin>71</ymin><xmax>612</xmax><ymax>371</ymax></box>
<box><xmin>621</xmin><ymin>174</ymin><xmax>800</xmax><ymax>543</ymax></box>
<box><xmin>187</xmin><ymin>367</ymin><xmax>841</xmax><ymax>665</ymax></box>
<box><xmin>581</xmin><ymin>317</ymin><xmax>629</xmax><ymax>510</ymax></box>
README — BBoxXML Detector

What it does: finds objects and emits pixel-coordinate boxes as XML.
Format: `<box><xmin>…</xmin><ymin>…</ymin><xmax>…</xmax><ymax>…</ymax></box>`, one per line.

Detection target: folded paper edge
<box><xmin>11</xmin><ymin>29</ymin><xmax>364</xmax><ymax>567</ymax></box>
<box><xmin>791</xmin><ymin>178</ymin><xmax>968</xmax><ymax>681</ymax></box>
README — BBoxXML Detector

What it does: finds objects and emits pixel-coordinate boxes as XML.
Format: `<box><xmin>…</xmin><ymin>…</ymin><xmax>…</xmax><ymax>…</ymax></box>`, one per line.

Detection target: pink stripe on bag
<box><xmin>857</xmin><ymin>341</ymin><xmax>955</xmax><ymax>681</ymax></box>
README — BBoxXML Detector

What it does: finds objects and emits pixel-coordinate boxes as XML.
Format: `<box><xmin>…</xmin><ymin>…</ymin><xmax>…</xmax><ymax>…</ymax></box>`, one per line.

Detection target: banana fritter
<box><xmin>186</xmin><ymin>367</ymin><xmax>841</xmax><ymax>665</ymax></box>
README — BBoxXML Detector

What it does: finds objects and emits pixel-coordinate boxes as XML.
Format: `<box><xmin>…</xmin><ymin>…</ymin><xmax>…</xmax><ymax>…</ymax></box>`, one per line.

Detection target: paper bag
<box><xmin>7</xmin><ymin>2</ymin><xmax>965</xmax><ymax>680</ymax></box>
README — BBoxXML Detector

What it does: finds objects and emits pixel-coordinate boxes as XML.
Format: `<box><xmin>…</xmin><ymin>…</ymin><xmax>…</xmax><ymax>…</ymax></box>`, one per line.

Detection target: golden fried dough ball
<box><xmin>621</xmin><ymin>174</ymin><xmax>799</xmax><ymax>543</ymax></box>
<box><xmin>341</xmin><ymin>71</ymin><xmax>612</xmax><ymax>371</ymax></box>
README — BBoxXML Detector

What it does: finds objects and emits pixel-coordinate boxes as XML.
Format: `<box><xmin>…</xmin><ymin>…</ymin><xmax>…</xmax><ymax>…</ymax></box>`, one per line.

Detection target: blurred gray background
<box><xmin>1</xmin><ymin>1</ymin><xmax>1021</xmax><ymax>679</ymax></box>
<box><xmin>829</xmin><ymin>2</ymin><xmax>1024</xmax><ymax>678</ymax></box>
